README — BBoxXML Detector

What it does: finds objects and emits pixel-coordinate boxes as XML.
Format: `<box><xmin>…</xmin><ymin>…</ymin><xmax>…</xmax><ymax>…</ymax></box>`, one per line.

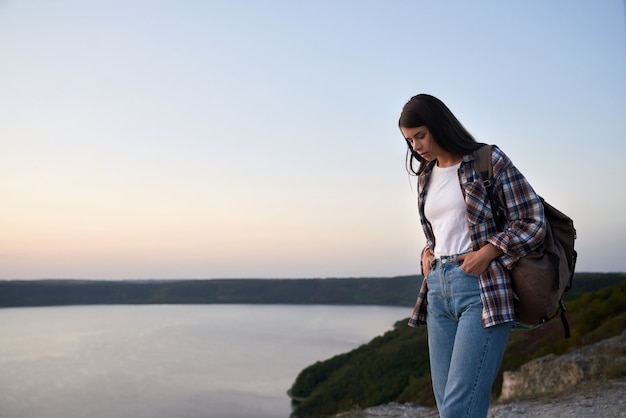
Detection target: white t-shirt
<box><xmin>423</xmin><ymin>162</ymin><xmax>472</xmax><ymax>257</ymax></box>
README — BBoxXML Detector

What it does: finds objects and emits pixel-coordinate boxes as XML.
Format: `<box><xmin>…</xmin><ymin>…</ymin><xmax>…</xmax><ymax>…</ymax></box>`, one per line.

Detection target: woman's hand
<box><xmin>459</xmin><ymin>244</ymin><xmax>503</xmax><ymax>276</ymax></box>
<box><xmin>421</xmin><ymin>248</ymin><xmax>435</xmax><ymax>277</ymax></box>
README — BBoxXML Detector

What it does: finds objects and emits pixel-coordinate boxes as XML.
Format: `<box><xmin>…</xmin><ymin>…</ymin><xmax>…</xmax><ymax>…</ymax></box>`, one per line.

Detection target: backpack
<box><xmin>474</xmin><ymin>145</ymin><xmax>577</xmax><ymax>338</ymax></box>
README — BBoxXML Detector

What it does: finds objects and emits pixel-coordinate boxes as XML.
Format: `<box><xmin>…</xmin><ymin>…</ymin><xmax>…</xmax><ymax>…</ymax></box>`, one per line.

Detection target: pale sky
<box><xmin>1</xmin><ymin>0</ymin><xmax>625</xmax><ymax>280</ymax></box>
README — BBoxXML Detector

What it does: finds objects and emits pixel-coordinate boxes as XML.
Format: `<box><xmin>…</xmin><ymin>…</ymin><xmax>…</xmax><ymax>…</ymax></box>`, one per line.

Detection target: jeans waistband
<box><xmin>431</xmin><ymin>253</ymin><xmax>466</xmax><ymax>268</ymax></box>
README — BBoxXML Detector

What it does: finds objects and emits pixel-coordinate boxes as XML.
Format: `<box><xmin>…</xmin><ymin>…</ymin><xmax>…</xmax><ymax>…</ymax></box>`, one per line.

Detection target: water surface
<box><xmin>0</xmin><ymin>304</ymin><xmax>409</xmax><ymax>418</ymax></box>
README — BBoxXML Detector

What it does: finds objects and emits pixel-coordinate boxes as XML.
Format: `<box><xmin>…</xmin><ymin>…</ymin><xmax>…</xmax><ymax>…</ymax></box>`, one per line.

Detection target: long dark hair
<box><xmin>399</xmin><ymin>94</ymin><xmax>482</xmax><ymax>174</ymax></box>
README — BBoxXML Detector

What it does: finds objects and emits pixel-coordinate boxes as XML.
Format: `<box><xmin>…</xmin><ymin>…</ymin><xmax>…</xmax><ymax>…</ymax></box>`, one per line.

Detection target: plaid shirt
<box><xmin>408</xmin><ymin>145</ymin><xmax>546</xmax><ymax>328</ymax></box>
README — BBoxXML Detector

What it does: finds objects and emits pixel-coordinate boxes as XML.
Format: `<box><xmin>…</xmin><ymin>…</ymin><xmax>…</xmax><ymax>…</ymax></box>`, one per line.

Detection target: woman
<box><xmin>399</xmin><ymin>94</ymin><xmax>545</xmax><ymax>418</ymax></box>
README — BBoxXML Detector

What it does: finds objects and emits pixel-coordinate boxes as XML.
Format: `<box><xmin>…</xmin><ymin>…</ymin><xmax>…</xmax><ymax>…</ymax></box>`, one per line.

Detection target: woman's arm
<box><xmin>421</xmin><ymin>246</ymin><xmax>434</xmax><ymax>277</ymax></box>
<box><xmin>487</xmin><ymin>146</ymin><xmax>546</xmax><ymax>269</ymax></box>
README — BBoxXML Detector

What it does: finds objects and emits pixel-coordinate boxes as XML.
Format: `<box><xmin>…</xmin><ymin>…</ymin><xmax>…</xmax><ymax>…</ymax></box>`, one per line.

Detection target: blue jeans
<box><xmin>426</xmin><ymin>260</ymin><xmax>511</xmax><ymax>418</ymax></box>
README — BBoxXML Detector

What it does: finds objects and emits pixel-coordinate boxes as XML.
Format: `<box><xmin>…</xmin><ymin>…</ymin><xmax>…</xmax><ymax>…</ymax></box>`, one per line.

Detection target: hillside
<box><xmin>0</xmin><ymin>276</ymin><xmax>420</xmax><ymax>308</ymax></box>
<box><xmin>288</xmin><ymin>277</ymin><xmax>626</xmax><ymax>417</ymax></box>
<box><xmin>1</xmin><ymin>273</ymin><xmax>622</xmax><ymax>309</ymax></box>
<box><xmin>340</xmin><ymin>331</ymin><xmax>626</xmax><ymax>417</ymax></box>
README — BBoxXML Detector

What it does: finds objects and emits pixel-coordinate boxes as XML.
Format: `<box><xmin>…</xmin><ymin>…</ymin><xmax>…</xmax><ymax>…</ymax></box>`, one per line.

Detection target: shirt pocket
<box><xmin>463</xmin><ymin>182</ymin><xmax>494</xmax><ymax>225</ymax></box>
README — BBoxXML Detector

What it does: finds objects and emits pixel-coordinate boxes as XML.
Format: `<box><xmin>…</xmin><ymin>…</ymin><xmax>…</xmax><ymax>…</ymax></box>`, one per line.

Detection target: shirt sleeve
<box><xmin>486</xmin><ymin>146</ymin><xmax>546</xmax><ymax>269</ymax></box>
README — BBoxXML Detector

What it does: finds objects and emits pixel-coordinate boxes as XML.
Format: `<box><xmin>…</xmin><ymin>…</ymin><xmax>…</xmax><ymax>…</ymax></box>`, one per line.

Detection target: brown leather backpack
<box><xmin>475</xmin><ymin>145</ymin><xmax>577</xmax><ymax>338</ymax></box>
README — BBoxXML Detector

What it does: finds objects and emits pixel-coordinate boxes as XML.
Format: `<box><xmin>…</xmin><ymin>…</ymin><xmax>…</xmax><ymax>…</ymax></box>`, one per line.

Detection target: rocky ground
<box><xmin>339</xmin><ymin>378</ymin><xmax>626</xmax><ymax>417</ymax></box>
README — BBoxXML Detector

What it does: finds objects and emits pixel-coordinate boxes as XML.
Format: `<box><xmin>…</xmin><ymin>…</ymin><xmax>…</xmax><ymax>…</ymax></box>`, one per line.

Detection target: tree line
<box><xmin>0</xmin><ymin>275</ymin><xmax>422</xmax><ymax>308</ymax></box>
<box><xmin>1</xmin><ymin>272</ymin><xmax>622</xmax><ymax>309</ymax></box>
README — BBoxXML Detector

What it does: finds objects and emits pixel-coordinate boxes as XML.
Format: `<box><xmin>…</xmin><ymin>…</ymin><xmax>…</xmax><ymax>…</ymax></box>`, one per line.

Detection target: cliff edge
<box><xmin>340</xmin><ymin>331</ymin><xmax>626</xmax><ymax>418</ymax></box>
<box><xmin>500</xmin><ymin>330</ymin><xmax>626</xmax><ymax>401</ymax></box>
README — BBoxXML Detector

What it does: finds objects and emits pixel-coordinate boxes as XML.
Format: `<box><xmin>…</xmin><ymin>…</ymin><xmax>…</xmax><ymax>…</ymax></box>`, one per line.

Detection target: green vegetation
<box><xmin>562</xmin><ymin>272</ymin><xmax>626</xmax><ymax>300</ymax></box>
<box><xmin>0</xmin><ymin>276</ymin><xmax>420</xmax><ymax>308</ymax></box>
<box><xmin>289</xmin><ymin>321</ymin><xmax>432</xmax><ymax>417</ymax></box>
<box><xmin>2</xmin><ymin>273</ymin><xmax>622</xmax><ymax>310</ymax></box>
<box><xmin>289</xmin><ymin>275</ymin><xmax>626</xmax><ymax>417</ymax></box>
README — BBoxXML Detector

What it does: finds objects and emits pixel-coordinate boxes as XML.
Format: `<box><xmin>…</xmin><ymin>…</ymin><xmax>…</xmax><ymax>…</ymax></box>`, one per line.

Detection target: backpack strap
<box><xmin>475</xmin><ymin>145</ymin><xmax>494</xmax><ymax>184</ymax></box>
<box><xmin>474</xmin><ymin>145</ymin><xmax>506</xmax><ymax>229</ymax></box>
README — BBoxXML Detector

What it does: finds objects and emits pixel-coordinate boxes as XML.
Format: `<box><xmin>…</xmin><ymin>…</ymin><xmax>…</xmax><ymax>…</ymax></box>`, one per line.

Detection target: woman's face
<box><xmin>401</xmin><ymin>125</ymin><xmax>441</xmax><ymax>162</ymax></box>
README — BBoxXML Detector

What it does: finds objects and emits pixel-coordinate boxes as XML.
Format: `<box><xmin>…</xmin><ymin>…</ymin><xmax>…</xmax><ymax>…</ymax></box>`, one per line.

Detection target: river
<box><xmin>0</xmin><ymin>304</ymin><xmax>410</xmax><ymax>418</ymax></box>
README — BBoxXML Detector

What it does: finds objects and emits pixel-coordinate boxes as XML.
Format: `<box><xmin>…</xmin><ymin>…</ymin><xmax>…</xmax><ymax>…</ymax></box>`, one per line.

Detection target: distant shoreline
<box><xmin>1</xmin><ymin>273</ymin><xmax>623</xmax><ymax>309</ymax></box>
<box><xmin>0</xmin><ymin>276</ymin><xmax>421</xmax><ymax>309</ymax></box>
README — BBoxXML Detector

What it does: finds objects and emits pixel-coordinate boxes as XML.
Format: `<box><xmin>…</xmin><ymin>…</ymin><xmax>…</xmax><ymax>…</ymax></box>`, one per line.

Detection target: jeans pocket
<box><xmin>457</xmin><ymin>264</ymin><xmax>479</xmax><ymax>279</ymax></box>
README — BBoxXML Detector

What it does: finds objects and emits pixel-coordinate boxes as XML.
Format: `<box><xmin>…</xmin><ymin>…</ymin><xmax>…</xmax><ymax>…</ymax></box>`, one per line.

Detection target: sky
<box><xmin>1</xmin><ymin>0</ymin><xmax>625</xmax><ymax>280</ymax></box>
